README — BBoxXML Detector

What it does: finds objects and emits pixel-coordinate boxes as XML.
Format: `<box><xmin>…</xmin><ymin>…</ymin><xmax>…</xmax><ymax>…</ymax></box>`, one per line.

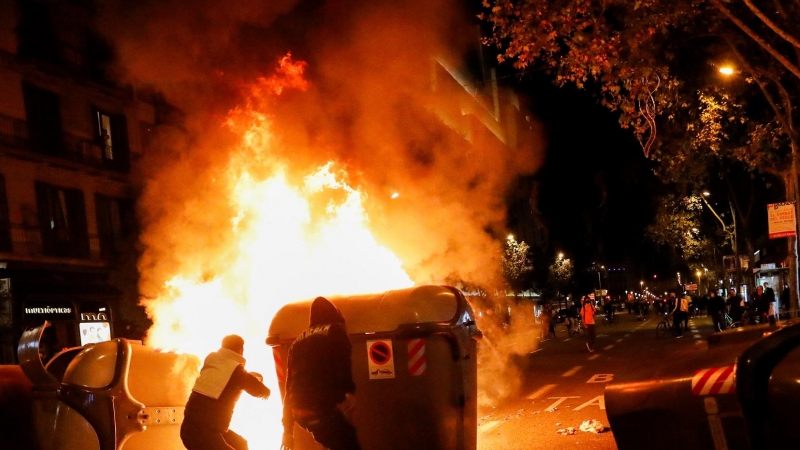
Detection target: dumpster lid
<box><xmin>268</xmin><ymin>285</ymin><xmax>469</xmax><ymax>341</ymax></box>
<box><xmin>17</xmin><ymin>321</ymin><xmax>59</xmax><ymax>390</ymax></box>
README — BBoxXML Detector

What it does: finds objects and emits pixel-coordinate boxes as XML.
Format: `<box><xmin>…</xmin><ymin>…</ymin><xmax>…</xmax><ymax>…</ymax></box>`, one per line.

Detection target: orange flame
<box><xmin>143</xmin><ymin>54</ymin><xmax>412</xmax><ymax>448</ymax></box>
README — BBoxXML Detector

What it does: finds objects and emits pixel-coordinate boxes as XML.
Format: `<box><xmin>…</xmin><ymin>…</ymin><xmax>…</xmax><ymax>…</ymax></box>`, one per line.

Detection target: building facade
<box><xmin>0</xmin><ymin>0</ymin><xmax>156</xmax><ymax>363</ymax></box>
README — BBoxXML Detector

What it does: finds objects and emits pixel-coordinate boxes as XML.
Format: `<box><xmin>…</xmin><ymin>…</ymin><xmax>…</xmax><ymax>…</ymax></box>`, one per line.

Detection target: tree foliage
<box><xmin>646</xmin><ymin>194</ymin><xmax>723</xmax><ymax>266</ymax></box>
<box><xmin>481</xmin><ymin>0</ymin><xmax>799</xmax><ymax>185</ymax></box>
<box><xmin>548</xmin><ymin>256</ymin><xmax>574</xmax><ymax>293</ymax></box>
<box><xmin>502</xmin><ymin>236</ymin><xmax>534</xmax><ymax>291</ymax></box>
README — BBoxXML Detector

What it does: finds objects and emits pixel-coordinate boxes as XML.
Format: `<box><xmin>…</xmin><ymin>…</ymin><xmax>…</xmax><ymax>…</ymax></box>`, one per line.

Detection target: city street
<box><xmin>477</xmin><ymin>311</ymin><xmax>718</xmax><ymax>450</ymax></box>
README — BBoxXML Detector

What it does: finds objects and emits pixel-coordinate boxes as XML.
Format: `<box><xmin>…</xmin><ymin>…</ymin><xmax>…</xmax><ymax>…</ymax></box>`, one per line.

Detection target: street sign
<box><xmin>685</xmin><ymin>283</ymin><xmax>698</xmax><ymax>291</ymax></box>
<box><xmin>768</xmin><ymin>202</ymin><xmax>796</xmax><ymax>238</ymax></box>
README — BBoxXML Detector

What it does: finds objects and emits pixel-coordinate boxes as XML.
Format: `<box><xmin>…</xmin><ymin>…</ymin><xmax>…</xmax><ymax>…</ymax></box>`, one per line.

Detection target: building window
<box><xmin>0</xmin><ymin>174</ymin><xmax>10</xmax><ymax>252</ymax></box>
<box><xmin>95</xmin><ymin>194</ymin><xmax>135</xmax><ymax>261</ymax></box>
<box><xmin>94</xmin><ymin>109</ymin><xmax>130</xmax><ymax>171</ymax></box>
<box><xmin>35</xmin><ymin>182</ymin><xmax>89</xmax><ymax>259</ymax></box>
<box><xmin>22</xmin><ymin>82</ymin><xmax>63</xmax><ymax>156</ymax></box>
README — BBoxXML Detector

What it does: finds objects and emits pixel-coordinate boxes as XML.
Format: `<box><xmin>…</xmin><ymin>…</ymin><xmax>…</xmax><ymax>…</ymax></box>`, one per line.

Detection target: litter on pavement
<box><xmin>579</xmin><ymin>419</ymin><xmax>606</xmax><ymax>433</ymax></box>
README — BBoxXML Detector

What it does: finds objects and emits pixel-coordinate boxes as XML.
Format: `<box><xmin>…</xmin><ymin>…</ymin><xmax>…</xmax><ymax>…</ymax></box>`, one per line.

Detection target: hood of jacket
<box><xmin>309</xmin><ymin>296</ymin><xmax>345</xmax><ymax>327</ymax></box>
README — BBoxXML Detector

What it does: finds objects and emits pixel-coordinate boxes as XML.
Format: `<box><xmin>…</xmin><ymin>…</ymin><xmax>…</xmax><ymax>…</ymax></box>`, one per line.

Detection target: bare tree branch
<box><xmin>743</xmin><ymin>0</ymin><xmax>800</xmax><ymax>49</ymax></box>
<box><xmin>709</xmin><ymin>0</ymin><xmax>800</xmax><ymax>79</ymax></box>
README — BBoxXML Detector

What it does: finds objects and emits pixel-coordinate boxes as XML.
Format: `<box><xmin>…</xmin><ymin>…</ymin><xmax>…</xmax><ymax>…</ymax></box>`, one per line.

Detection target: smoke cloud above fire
<box><xmin>98</xmin><ymin>0</ymin><xmax>545</xmax><ymax>413</ymax></box>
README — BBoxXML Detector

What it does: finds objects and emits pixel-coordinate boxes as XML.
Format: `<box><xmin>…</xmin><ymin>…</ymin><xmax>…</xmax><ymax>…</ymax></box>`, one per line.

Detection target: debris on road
<box><xmin>556</xmin><ymin>427</ymin><xmax>577</xmax><ymax>435</ymax></box>
<box><xmin>546</xmin><ymin>406</ymin><xmax>558</xmax><ymax>412</ymax></box>
<box><xmin>579</xmin><ymin>419</ymin><xmax>606</xmax><ymax>433</ymax></box>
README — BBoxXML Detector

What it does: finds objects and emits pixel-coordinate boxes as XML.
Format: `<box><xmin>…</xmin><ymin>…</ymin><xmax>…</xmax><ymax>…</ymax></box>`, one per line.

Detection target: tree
<box><xmin>502</xmin><ymin>235</ymin><xmax>534</xmax><ymax>293</ymax></box>
<box><xmin>646</xmin><ymin>194</ymin><xmax>720</xmax><ymax>267</ymax></box>
<box><xmin>548</xmin><ymin>254</ymin><xmax>574</xmax><ymax>297</ymax></box>
<box><xmin>482</xmin><ymin>0</ymin><xmax>800</xmax><ymax>312</ymax></box>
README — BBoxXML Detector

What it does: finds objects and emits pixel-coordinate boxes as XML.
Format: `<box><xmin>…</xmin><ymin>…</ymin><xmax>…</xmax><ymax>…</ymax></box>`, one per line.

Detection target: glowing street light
<box><xmin>719</xmin><ymin>66</ymin><xmax>734</xmax><ymax>76</ymax></box>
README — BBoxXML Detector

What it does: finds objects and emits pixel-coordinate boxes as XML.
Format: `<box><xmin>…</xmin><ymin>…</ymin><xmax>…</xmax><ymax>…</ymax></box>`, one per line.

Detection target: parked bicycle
<box><xmin>656</xmin><ymin>313</ymin><xmax>674</xmax><ymax>338</ymax></box>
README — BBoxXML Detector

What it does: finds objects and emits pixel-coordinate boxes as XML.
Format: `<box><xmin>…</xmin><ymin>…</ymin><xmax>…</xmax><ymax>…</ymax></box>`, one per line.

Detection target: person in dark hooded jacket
<box><xmin>181</xmin><ymin>334</ymin><xmax>270</xmax><ymax>450</ymax></box>
<box><xmin>281</xmin><ymin>297</ymin><xmax>360</xmax><ymax>450</ymax></box>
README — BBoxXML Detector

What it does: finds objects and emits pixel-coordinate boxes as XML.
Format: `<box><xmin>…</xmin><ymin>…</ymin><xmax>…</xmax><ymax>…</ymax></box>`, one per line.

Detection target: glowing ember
<box><xmin>142</xmin><ymin>55</ymin><xmax>413</xmax><ymax>448</ymax></box>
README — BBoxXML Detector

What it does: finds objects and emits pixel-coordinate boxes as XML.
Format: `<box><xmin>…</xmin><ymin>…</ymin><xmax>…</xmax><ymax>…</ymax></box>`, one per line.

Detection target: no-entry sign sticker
<box><xmin>367</xmin><ymin>339</ymin><xmax>395</xmax><ymax>379</ymax></box>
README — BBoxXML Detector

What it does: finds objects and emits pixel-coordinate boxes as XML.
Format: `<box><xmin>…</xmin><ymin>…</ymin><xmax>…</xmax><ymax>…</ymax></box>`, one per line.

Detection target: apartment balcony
<box><xmin>0</xmin><ymin>113</ymin><xmax>125</xmax><ymax>172</ymax></box>
<box><xmin>1</xmin><ymin>223</ymin><xmax>104</xmax><ymax>266</ymax></box>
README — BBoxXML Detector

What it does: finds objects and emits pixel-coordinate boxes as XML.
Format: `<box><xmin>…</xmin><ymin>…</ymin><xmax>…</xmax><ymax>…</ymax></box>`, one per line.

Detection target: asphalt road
<box><xmin>476</xmin><ymin>311</ymin><xmax>720</xmax><ymax>450</ymax></box>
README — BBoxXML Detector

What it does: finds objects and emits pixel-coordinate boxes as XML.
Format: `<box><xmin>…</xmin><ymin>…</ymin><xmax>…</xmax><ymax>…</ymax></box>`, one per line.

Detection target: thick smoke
<box><xmin>99</xmin><ymin>0</ymin><xmax>544</xmax><ymax>406</ymax></box>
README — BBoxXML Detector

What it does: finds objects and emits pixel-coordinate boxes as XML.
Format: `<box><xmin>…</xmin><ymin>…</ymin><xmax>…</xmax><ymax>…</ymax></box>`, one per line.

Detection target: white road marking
<box><xmin>588</xmin><ymin>354</ymin><xmax>601</xmax><ymax>360</ymax></box>
<box><xmin>603</xmin><ymin>344</ymin><xmax>614</xmax><ymax>350</ymax></box>
<box><xmin>587</xmin><ymin>373</ymin><xmax>614</xmax><ymax>383</ymax></box>
<box><xmin>615</xmin><ymin>338</ymin><xmax>624</xmax><ymax>343</ymax></box>
<box><xmin>561</xmin><ymin>365</ymin><xmax>583</xmax><ymax>377</ymax></box>
<box><xmin>527</xmin><ymin>383</ymin><xmax>557</xmax><ymax>400</ymax></box>
<box><xmin>478</xmin><ymin>420</ymin><xmax>502</xmax><ymax>435</ymax></box>
<box><xmin>574</xmin><ymin>395</ymin><xmax>606</xmax><ymax>411</ymax></box>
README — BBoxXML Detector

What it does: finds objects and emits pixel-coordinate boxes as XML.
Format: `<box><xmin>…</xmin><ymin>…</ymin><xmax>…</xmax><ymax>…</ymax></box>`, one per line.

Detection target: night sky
<box><xmin>509</xmin><ymin>71</ymin><xmax>674</xmax><ymax>280</ymax></box>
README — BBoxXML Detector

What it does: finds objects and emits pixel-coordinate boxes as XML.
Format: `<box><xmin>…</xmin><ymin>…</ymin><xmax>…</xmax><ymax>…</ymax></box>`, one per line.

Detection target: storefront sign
<box><xmin>768</xmin><ymin>202</ymin><xmax>797</xmax><ymax>239</ymax></box>
<box><xmin>22</xmin><ymin>301</ymin><xmax>76</xmax><ymax>321</ymax></box>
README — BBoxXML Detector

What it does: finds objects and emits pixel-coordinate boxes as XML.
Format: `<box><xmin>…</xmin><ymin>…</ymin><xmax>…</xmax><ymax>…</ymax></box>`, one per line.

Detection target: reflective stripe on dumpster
<box><xmin>407</xmin><ymin>338</ymin><xmax>427</xmax><ymax>376</ymax></box>
<box><xmin>691</xmin><ymin>366</ymin><xmax>736</xmax><ymax>395</ymax></box>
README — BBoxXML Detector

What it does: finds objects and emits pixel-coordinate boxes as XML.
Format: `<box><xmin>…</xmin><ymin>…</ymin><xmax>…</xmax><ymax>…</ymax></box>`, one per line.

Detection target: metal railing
<box><xmin>0</xmin><ymin>114</ymin><xmax>29</xmax><ymax>148</ymax></box>
<box><xmin>62</xmin><ymin>133</ymin><xmax>105</xmax><ymax>167</ymax></box>
<box><xmin>4</xmin><ymin>223</ymin><xmax>103</xmax><ymax>262</ymax></box>
<box><xmin>0</xmin><ymin>112</ymin><xmax>119</xmax><ymax>171</ymax></box>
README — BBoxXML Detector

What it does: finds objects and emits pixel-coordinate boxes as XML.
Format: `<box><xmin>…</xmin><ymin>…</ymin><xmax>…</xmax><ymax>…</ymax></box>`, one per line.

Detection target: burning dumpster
<box><xmin>266</xmin><ymin>285</ymin><xmax>482</xmax><ymax>450</ymax></box>
<box><xmin>13</xmin><ymin>321</ymin><xmax>199</xmax><ymax>450</ymax></box>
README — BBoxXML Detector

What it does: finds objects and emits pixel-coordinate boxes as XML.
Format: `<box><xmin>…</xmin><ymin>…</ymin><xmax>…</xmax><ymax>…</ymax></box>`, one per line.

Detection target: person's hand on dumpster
<box><xmin>280</xmin><ymin>430</ymin><xmax>294</xmax><ymax>450</ymax></box>
<box><xmin>336</xmin><ymin>393</ymin><xmax>356</xmax><ymax>421</ymax></box>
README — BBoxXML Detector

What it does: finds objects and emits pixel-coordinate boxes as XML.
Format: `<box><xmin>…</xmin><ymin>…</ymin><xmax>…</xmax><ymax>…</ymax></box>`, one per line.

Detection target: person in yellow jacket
<box><xmin>181</xmin><ymin>335</ymin><xmax>271</xmax><ymax>450</ymax></box>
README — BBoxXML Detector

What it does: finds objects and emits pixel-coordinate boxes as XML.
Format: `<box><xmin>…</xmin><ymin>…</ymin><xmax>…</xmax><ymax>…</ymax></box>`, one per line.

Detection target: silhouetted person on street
<box><xmin>581</xmin><ymin>293</ymin><xmax>597</xmax><ymax>352</ymax></box>
<box><xmin>727</xmin><ymin>288</ymin><xmax>745</xmax><ymax>324</ymax></box>
<box><xmin>708</xmin><ymin>290</ymin><xmax>726</xmax><ymax>332</ymax></box>
<box><xmin>281</xmin><ymin>297</ymin><xmax>360</xmax><ymax>450</ymax></box>
<box><xmin>181</xmin><ymin>335</ymin><xmax>270</xmax><ymax>450</ymax></box>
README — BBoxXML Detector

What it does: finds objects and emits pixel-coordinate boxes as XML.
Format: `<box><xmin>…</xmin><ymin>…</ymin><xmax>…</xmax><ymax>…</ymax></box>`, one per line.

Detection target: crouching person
<box><xmin>181</xmin><ymin>334</ymin><xmax>271</xmax><ymax>450</ymax></box>
<box><xmin>281</xmin><ymin>297</ymin><xmax>361</xmax><ymax>450</ymax></box>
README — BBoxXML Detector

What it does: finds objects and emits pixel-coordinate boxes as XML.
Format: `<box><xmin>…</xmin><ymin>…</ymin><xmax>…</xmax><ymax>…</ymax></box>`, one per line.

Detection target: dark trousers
<box><xmin>673</xmin><ymin>312</ymin><xmax>687</xmax><ymax>335</ymax></box>
<box><xmin>180</xmin><ymin>423</ymin><xmax>248</xmax><ymax>450</ymax></box>
<box><xmin>586</xmin><ymin>324</ymin><xmax>596</xmax><ymax>349</ymax></box>
<box><xmin>296</xmin><ymin>408</ymin><xmax>361</xmax><ymax>450</ymax></box>
<box><xmin>711</xmin><ymin>311</ymin><xmax>723</xmax><ymax>332</ymax></box>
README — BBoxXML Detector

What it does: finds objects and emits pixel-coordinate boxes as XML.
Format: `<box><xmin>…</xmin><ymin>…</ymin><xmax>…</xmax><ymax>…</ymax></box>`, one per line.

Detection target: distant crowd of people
<box><xmin>538</xmin><ymin>281</ymin><xmax>789</xmax><ymax>349</ymax></box>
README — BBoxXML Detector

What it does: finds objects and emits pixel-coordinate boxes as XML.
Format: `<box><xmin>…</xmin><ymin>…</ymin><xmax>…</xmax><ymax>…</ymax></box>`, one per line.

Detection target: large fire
<box><xmin>142</xmin><ymin>55</ymin><xmax>413</xmax><ymax>448</ymax></box>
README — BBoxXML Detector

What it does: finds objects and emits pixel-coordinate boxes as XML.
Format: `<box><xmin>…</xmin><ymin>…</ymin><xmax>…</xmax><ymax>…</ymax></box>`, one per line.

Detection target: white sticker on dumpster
<box><xmin>367</xmin><ymin>339</ymin><xmax>395</xmax><ymax>379</ymax></box>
